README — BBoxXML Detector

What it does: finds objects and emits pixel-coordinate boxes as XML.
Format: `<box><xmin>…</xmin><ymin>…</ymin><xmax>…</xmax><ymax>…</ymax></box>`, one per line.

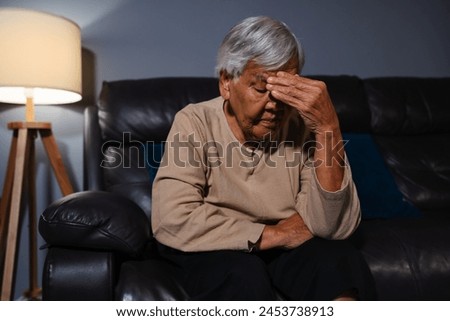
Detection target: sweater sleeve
<box><xmin>151</xmin><ymin>110</ymin><xmax>265</xmax><ymax>252</ymax></box>
<box><xmin>295</xmin><ymin>155</ymin><xmax>361</xmax><ymax>240</ymax></box>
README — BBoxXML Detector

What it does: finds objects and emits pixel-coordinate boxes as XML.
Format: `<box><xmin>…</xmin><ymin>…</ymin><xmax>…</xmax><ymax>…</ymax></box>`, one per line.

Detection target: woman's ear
<box><xmin>219</xmin><ymin>70</ymin><xmax>231</xmax><ymax>100</ymax></box>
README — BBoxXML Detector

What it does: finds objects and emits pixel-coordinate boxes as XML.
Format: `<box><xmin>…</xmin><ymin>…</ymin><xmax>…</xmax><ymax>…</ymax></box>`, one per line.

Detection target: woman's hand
<box><xmin>258</xmin><ymin>213</ymin><xmax>313</xmax><ymax>250</ymax></box>
<box><xmin>266</xmin><ymin>72</ymin><xmax>340</xmax><ymax>135</ymax></box>
<box><xmin>267</xmin><ymin>73</ymin><xmax>346</xmax><ymax>191</ymax></box>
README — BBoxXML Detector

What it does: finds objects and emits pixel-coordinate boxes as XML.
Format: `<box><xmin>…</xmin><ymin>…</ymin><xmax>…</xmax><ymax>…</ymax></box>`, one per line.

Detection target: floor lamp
<box><xmin>0</xmin><ymin>8</ymin><xmax>82</xmax><ymax>300</ymax></box>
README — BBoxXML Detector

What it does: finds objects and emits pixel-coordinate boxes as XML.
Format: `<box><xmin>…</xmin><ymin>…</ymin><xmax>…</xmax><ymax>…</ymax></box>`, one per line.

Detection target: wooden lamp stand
<box><xmin>0</xmin><ymin>100</ymin><xmax>74</xmax><ymax>300</ymax></box>
<box><xmin>0</xmin><ymin>7</ymin><xmax>82</xmax><ymax>301</ymax></box>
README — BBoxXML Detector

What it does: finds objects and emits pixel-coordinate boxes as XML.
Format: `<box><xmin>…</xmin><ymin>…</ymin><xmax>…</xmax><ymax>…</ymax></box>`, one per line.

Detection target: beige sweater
<box><xmin>151</xmin><ymin>97</ymin><xmax>361</xmax><ymax>252</ymax></box>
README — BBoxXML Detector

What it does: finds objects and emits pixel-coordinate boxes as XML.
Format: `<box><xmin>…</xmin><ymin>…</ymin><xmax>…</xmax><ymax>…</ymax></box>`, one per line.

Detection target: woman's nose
<box><xmin>266</xmin><ymin>92</ymin><xmax>281</xmax><ymax>109</ymax></box>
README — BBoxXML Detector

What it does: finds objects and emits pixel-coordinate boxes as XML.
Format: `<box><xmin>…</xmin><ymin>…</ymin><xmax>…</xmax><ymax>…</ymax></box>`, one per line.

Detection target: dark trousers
<box><xmin>157</xmin><ymin>238</ymin><xmax>376</xmax><ymax>300</ymax></box>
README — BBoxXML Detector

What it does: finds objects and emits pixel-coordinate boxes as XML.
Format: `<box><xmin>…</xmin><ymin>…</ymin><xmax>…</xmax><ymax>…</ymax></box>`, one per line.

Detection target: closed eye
<box><xmin>254</xmin><ymin>87</ymin><xmax>267</xmax><ymax>94</ymax></box>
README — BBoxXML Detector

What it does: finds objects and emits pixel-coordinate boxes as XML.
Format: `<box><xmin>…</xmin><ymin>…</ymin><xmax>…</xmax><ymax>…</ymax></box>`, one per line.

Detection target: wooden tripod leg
<box><xmin>39</xmin><ymin>129</ymin><xmax>74</xmax><ymax>196</ymax></box>
<box><xmin>1</xmin><ymin>128</ymin><xmax>29</xmax><ymax>301</ymax></box>
<box><xmin>0</xmin><ymin>131</ymin><xmax>18</xmax><ymax>280</ymax></box>
<box><xmin>0</xmin><ymin>128</ymin><xmax>23</xmax><ymax>299</ymax></box>
<box><xmin>24</xmin><ymin>131</ymin><xmax>40</xmax><ymax>300</ymax></box>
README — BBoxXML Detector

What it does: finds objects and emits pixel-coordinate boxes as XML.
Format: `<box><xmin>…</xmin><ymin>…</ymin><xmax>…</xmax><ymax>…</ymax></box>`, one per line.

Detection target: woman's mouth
<box><xmin>259</xmin><ymin>117</ymin><xmax>281</xmax><ymax>128</ymax></box>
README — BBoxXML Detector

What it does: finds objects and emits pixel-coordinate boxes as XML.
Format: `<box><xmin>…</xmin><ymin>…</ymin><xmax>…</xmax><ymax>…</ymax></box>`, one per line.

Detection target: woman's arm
<box><xmin>151</xmin><ymin>110</ymin><xmax>265</xmax><ymax>252</ymax></box>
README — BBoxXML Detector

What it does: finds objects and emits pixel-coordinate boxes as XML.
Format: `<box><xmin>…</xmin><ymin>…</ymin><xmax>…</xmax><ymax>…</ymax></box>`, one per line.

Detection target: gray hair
<box><xmin>216</xmin><ymin>16</ymin><xmax>305</xmax><ymax>78</ymax></box>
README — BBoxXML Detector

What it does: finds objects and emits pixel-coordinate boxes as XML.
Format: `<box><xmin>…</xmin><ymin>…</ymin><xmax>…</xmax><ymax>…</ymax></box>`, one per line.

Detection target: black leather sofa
<box><xmin>39</xmin><ymin>76</ymin><xmax>450</xmax><ymax>300</ymax></box>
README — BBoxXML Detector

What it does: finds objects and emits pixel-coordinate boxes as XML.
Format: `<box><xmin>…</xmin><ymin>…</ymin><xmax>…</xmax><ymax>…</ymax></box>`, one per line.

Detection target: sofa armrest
<box><xmin>39</xmin><ymin>191</ymin><xmax>151</xmax><ymax>256</ymax></box>
<box><xmin>42</xmin><ymin>247</ymin><xmax>117</xmax><ymax>300</ymax></box>
<box><xmin>116</xmin><ymin>259</ymin><xmax>189</xmax><ymax>301</ymax></box>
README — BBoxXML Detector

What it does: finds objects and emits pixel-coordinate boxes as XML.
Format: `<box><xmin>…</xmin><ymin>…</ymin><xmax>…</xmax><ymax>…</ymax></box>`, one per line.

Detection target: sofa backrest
<box><xmin>98</xmin><ymin>78</ymin><xmax>220</xmax><ymax>143</ymax></box>
<box><xmin>88</xmin><ymin>75</ymin><xmax>450</xmax><ymax>219</ymax></box>
<box><xmin>364</xmin><ymin>77</ymin><xmax>450</xmax><ymax>216</ymax></box>
<box><xmin>92</xmin><ymin>76</ymin><xmax>371</xmax><ymax>218</ymax></box>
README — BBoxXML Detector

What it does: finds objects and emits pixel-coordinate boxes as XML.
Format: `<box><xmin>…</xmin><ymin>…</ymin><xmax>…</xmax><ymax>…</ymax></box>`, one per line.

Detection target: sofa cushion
<box><xmin>343</xmin><ymin>133</ymin><xmax>421</xmax><ymax>219</ymax></box>
<box><xmin>144</xmin><ymin>142</ymin><xmax>165</xmax><ymax>186</ymax></box>
<box><xmin>374</xmin><ymin>134</ymin><xmax>450</xmax><ymax>215</ymax></box>
<box><xmin>351</xmin><ymin>217</ymin><xmax>450</xmax><ymax>300</ymax></box>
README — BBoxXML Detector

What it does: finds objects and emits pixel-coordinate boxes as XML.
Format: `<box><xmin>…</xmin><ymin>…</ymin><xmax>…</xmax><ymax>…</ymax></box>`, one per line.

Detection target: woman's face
<box><xmin>220</xmin><ymin>60</ymin><xmax>298</xmax><ymax>143</ymax></box>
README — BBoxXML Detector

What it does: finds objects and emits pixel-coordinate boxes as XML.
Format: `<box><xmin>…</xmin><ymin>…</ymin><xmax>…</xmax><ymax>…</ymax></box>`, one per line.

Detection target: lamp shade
<box><xmin>0</xmin><ymin>8</ymin><xmax>82</xmax><ymax>105</ymax></box>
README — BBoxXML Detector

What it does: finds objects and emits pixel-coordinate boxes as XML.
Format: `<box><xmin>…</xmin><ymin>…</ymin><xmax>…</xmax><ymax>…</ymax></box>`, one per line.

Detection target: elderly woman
<box><xmin>152</xmin><ymin>16</ymin><xmax>375</xmax><ymax>300</ymax></box>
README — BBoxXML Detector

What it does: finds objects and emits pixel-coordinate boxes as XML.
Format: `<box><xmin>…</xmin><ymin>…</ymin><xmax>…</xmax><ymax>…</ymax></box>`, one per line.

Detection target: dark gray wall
<box><xmin>0</xmin><ymin>0</ymin><xmax>449</xmax><ymax>299</ymax></box>
<box><xmin>82</xmin><ymin>0</ymin><xmax>450</xmax><ymax>84</ymax></box>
